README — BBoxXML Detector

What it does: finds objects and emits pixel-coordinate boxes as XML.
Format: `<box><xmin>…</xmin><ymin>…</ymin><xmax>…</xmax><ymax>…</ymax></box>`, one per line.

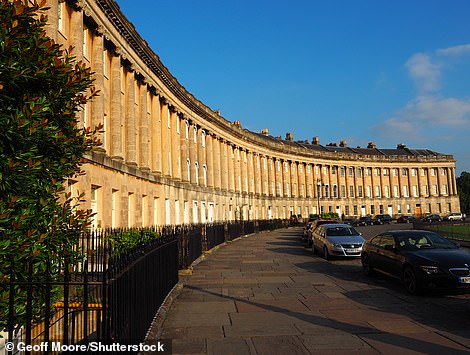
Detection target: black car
<box><xmin>361</xmin><ymin>230</ymin><xmax>470</xmax><ymax>294</ymax></box>
<box><xmin>397</xmin><ymin>215</ymin><xmax>417</xmax><ymax>224</ymax></box>
<box><xmin>343</xmin><ymin>218</ymin><xmax>358</xmax><ymax>227</ymax></box>
<box><xmin>421</xmin><ymin>214</ymin><xmax>441</xmax><ymax>223</ymax></box>
<box><xmin>372</xmin><ymin>214</ymin><xmax>393</xmax><ymax>225</ymax></box>
<box><xmin>357</xmin><ymin>216</ymin><xmax>373</xmax><ymax>226</ymax></box>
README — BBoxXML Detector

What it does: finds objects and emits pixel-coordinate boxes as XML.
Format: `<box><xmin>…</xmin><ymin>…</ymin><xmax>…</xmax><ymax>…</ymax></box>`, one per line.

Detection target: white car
<box><xmin>311</xmin><ymin>223</ymin><xmax>365</xmax><ymax>260</ymax></box>
<box><xmin>445</xmin><ymin>212</ymin><xmax>464</xmax><ymax>221</ymax></box>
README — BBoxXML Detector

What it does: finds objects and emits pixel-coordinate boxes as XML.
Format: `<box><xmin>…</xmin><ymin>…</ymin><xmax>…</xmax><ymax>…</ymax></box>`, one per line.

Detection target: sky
<box><xmin>116</xmin><ymin>0</ymin><xmax>470</xmax><ymax>174</ymax></box>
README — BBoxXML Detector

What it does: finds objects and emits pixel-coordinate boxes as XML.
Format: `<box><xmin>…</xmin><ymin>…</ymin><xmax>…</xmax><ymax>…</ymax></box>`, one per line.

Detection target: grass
<box><xmin>425</xmin><ymin>224</ymin><xmax>470</xmax><ymax>241</ymax></box>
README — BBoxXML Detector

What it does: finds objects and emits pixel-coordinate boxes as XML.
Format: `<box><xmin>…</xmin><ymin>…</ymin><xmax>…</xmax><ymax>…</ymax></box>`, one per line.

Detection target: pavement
<box><xmin>152</xmin><ymin>227</ymin><xmax>470</xmax><ymax>355</ymax></box>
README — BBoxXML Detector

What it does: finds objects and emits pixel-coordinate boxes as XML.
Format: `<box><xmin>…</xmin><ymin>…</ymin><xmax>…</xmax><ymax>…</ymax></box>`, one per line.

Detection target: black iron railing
<box><xmin>1</xmin><ymin>219</ymin><xmax>287</xmax><ymax>353</ymax></box>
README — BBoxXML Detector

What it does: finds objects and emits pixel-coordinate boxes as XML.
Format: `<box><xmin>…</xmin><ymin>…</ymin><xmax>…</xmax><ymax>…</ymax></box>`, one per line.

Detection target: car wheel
<box><xmin>403</xmin><ymin>266</ymin><xmax>421</xmax><ymax>295</ymax></box>
<box><xmin>323</xmin><ymin>246</ymin><xmax>330</xmax><ymax>260</ymax></box>
<box><xmin>362</xmin><ymin>255</ymin><xmax>374</xmax><ymax>276</ymax></box>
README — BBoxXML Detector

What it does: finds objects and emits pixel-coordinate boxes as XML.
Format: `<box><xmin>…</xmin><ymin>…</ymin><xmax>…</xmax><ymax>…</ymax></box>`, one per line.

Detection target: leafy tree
<box><xmin>0</xmin><ymin>0</ymin><xmax>100</xmax><ymax>329</ymax></box>
<box><xmin>457</xmin><ymin>171</ymin><xmax>470</xmax><ymax>213</ymax></box>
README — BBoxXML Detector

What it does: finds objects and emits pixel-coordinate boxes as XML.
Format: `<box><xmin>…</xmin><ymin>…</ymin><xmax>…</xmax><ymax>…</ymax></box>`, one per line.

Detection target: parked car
<box><xmin>444</xmin><ymin>212</ymin><xmax>464</xmax><ymax>221</ymax></box>
<box><xmin>344</xmin><ymin>217</ymin><xmax>358</xmax><ymax>226</ymax></box>
<box><xmin>311</xmin><ymin>223</ymin><xmax>365</xmax><ymax>260</ymax></box>
<box><xmin>421</xmin><ymin>214</ymin><xmax>441</xmax><ymax>223</ymax></box>
<box><xmin>357</xmin><ymin>216</ymin><xmax>373</xmax><ymax>226</ymax></box>
<box><xmin>397</xmin><ymin>215</ymin><xmax>417</xmax><ymax>224</ymax></box>
<box><xmin>305</xmin><ymin>219</ymin><xmax>340</xmax><ymax>247</ymax></box>
<box><xmin>302</xmin><ymin>222</ymin><xmax>314</xmax><ymax>243</ymax></box>
<box><xmin>361</xmin><ymin>230</ymin><xmax>470</xmax><ymax>294</ymax></box>
<box><xmin>372</xmin><ymin>214</ymin><xmax>393</xmax><ymax>225</ymax></box>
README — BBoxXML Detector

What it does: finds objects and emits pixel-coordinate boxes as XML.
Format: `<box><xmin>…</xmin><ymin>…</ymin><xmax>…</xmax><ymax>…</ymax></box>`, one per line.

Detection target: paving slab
<box><xmin>154</xmin><ymin>227</ymin><xmax>470</xmax><ymax>354</ymax></box>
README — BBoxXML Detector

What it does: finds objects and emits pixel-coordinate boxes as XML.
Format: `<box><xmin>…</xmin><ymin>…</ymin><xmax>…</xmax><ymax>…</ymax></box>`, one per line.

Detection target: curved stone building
<box><xmin>44</xmin><ymin>0</ymin><xmax>460</xmax><ymax>228</ymax></box>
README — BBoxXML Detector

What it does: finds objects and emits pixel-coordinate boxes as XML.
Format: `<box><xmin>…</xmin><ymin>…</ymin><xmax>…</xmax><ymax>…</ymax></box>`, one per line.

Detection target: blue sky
<box><xmin>116</xmin><ymin>0</ymin><xmax>470</xmax><ymax>174</ymax></box>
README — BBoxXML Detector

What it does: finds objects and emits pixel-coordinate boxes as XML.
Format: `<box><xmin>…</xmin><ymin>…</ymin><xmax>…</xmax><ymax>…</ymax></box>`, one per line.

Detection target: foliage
<box><xmin>457</xmin><ymin>171</ymin><xmax>470</xmax><ymax>213</ymax></box>
<box><xmin>0</xmin><ymin>0</ymin><xmax>100</xmax><ymax>330</ymax></box>
<box><xmin>107</xmin><ymin>229</ymin><xmax>161</xmax><ymax>257</ymax></box>
<box><xmin>309</xmin><ymin>213</ymin><xmax>339</xmax><ymax>220</ymax></box>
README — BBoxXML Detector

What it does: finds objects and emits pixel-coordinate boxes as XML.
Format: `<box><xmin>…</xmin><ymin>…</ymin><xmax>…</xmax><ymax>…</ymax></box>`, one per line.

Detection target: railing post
<box><xmin>202</xmin><ymin>224</ymin><xmax>208</xmax><ymax>252</ymax></box>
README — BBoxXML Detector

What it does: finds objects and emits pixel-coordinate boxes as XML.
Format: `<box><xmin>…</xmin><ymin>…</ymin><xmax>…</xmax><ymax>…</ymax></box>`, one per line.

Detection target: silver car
<box><xmin>312</xmin><ymin>223</ymin><xmax>365</xmax><ymax>260</ymax></box>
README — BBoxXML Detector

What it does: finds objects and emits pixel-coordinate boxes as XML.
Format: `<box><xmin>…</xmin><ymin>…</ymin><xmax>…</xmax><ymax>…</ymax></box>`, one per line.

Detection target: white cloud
<box><xmin>374</xmin><ymin>95</ymin><xmax>470</xmax><ymax>142</ymax></box>
<box><xmin>436</xmin><ymin>43</ymin><xmax>470</xmax><ymax>56</ymax></box>
<box><xmin>405</xmin><ymin>53</ymin><xmax>441</xmax><ymax>94</ymax></box>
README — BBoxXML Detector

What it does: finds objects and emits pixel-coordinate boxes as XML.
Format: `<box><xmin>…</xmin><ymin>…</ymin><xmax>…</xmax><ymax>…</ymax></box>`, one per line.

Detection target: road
<box><xmin>153</xmin><ymin>226</ymin><xmax>470</xmax><ymax>354</ymax></box>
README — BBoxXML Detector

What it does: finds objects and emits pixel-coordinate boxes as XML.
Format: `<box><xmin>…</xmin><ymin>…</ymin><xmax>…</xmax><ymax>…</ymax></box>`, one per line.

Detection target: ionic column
<box><xmin>206</xmin><ymin>132</ymin><xmax>214</xmax><ymax>187</ymax></box>
<box><xmin>228</xmin><ymin>145</ymin><xmax>235</xmax><ymax>191</ymax></box>
<box><xmin>170</xmin><ymin>109</ymin><xmax>180</xmax><ymax>179</ymax></box>
<box><xmin>126</xmin><ymin>70</ymin><xmax>137</xmax><ymax>166</ymax></box>
<box><xmin>247</xmin><ymin>152</ymin><xmax>254</xmax><ymax>194</ymax></box>
<box><xmin>213</xmin><ymin>136</ymin><xmax>221</xmax><ymax>188</ymax></box>
<box><xmin>220</xmin><ymin>140</ymin><xmax>228</xmax><ymax>190</ymax></box>
<box><xmin>160</xmin><ymin>102</ymin><xmax>170</xmax><ymax>175</ymax></box>
<box><xmin>180</xmin><ymin>119</ymin><xmax>189</xmax><ymax>182</ymax></box>
<box><xmin>139</xmin><ymin>83</ymin><xmax>150</xmax><ymax>170</ymax></box>
<box><xmin>196</xmin><ymin>129</ymin><xmax>205</xmax><ymax>184</ymax></box>
<box><xmin>70</xmin><ymin>9</ymin><xmax>84</xmax><ymax>125</ymax></box>
<box><xmin>446</xmin><ymin>167</ymin><xmax>453</xmax><ymax>195</ymax></box>
<box><xmin>151</xmin><ymin>93</ymin><xmax>162</xmax><ymax>173</ymax></box>
<box><xmin>269</xmin><ymin>158</ymin><xmax>275</xmax><ymax>196</ymax></box>
<box><xmin>240</xmin><ymin>149</ymin><xmax>247</xmax><ymax>193</ymax></box>
<box><xmin>189</xmin><ymin>124</ymin><xmax>198</xmax><ymax>183</ymax></box>
<box><xmin>91</xmin><ymin>31</ymin><xmax>105</xmax><ymax>152</ymax></box>
<box><xmin>109</xmin><ymin>52</ymin><xmax>122</xmax><ymax>160</ymax></box>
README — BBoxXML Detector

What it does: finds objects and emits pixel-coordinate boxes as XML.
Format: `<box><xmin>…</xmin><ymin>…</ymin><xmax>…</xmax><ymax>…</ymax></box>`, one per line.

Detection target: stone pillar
<box><xmin>170</xmin><ymin>109</ymin><xmax>180</xmax><ymax>179</ymax></box>
<box><xmin>151</xmin><ymin>93</ymin><xmax>162</xmax><ymax>173</ymax></box>
<box><xmin>139</xmin><ymin>83</ymin><xmax>150</xmax><ymax>170</ymax></box>
<box><xmin>228</xmin><ymin>145</ymin><xmax>235</xmax><ymax>191</ymax></box>
<box><xmin>198</xmin><ymin>129</ymin><xmax>207</xmax><ymax>185</ymax></box>
<box><xmin>220</xmin><ymin>140</ymin><xmax>228</xmax><ymax>190</ymax></box>
<box><xmin>206</xmin><ymin>132</ymin><xmax>214</xmax><ymax>187</ymax></box>
<box><xmin>180</xmin><ymin>119</ymin><xmax>189</xmax><ymax>182</ymax></box>
<box><xmin>213</xmin><ymin>136</ymin><xmax>221</xmax><ymax>189</ymax></box>
<box><xmin>92</xmin><ymin>31</ymin><xmax>105</xmax><ymax>152</ymax></box>
<box><xmin>247</xmin><ymin>152</ymin><xmax>254</xmax><ymax>194</ymax></box>
<box><xmin>240</xmin><ymin>149</ymin><xmax>247</xmax><ymax>193</ymax></box>
<box><xmin>70</xmin><ymin>8</ymin><xmax>84</xmax><ymax>125</ymax></box>
<box><xmin>160</xmin><ymin>102</ymin><xmax>170</xmax><ymax>176</ymax></box>
<box><xmin>125</xmin><ymin>70</ymin><xmax>137</xmax><ymax>165</ymax></box>
<box><xmin>109</xmin><ymin>52</ymin><xmax>123</xmax><ymax>160</ymax></box>
<box><xmin>189</xmin><ymin>124</ymin><xmax>198</xmax><ymax>183</ymax></box>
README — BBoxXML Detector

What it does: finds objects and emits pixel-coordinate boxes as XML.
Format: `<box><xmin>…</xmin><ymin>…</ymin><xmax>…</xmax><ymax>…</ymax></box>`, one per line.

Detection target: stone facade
<box><xmin>44</xmin><ymin>0</ymin><xmax>460</xmax><ymax>228</ymax></box>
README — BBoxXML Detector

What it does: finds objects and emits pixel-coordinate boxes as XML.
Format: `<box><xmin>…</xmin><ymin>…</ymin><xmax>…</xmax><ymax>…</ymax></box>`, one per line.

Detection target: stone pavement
<box><xmin>155</xmin><ymin>227</ymin><xmax>470</xmax><ymax>354</ymax></box>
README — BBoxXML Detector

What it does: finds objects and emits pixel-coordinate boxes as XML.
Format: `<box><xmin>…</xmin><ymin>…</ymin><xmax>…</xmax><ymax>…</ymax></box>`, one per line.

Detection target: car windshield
<box><xmin>396</xmin><ymin>232</ymin><xmax>458</xmax><ymax>250</ymax></box>
<box><xmin>326</xmin><ymin>226</ymin><xmax>359</xmax><ymax>237</ymax></box>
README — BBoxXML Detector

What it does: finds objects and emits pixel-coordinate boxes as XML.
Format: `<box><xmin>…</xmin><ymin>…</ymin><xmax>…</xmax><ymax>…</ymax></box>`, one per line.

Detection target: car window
<box><xmin>369</xmin><ymin>235</ymin><xmax>383</xmax><ymax>247</ymax></box>
<box><xmin>378</xmin><ymin>235</ymin><xmax>395</xmax><ymax>249</ymax></box>
<box><xmin>326</xmin><ymin>226</ymin><xmax>358</xmax><ymax>236</ymax></box>
<box><xmin>396</xmin><ymin>232</ymin><xmax>456</xmax><ymax>250</ymax></box>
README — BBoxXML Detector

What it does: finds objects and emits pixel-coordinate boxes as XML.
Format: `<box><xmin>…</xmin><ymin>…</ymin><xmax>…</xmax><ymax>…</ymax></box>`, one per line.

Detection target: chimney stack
<box><xmin>367</xmin><ymin>141</ymin><xmax>376</xmax><ymax>149</ymax></box>
<box><xmin>286</xmin><ymin>132</ymin><xmax>293</xmax><ymax>141</ymax></box>
<box><xmin>311</xmin><ymin>136</ymin><xmax>320</xmax><ymax>145</ymax></box>
<box><xmin>339</xmin><ymin>140</ymin><xmax>347</xmax><ymax>147</ymax></box>
<box><xmin>260</xmin><ymin>128</ymin><xmax>269</xmax><ymax>136</ymax></box>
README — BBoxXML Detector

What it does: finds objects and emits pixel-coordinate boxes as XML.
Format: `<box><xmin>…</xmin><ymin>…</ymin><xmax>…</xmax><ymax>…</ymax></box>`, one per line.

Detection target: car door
<box><xmin>376</xmin><ymin>235</ymin><xmax>402</xmax><ymax>277</ymax></box>
<box><xmin>366</xmin><ymin>235</ymin><xmax>384</xmax><ymax>270</ymax></box>
<box><xmin>313</xmin><ymin>226</ymin><xmax>325</xmax><ymax>250</ymax></box>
